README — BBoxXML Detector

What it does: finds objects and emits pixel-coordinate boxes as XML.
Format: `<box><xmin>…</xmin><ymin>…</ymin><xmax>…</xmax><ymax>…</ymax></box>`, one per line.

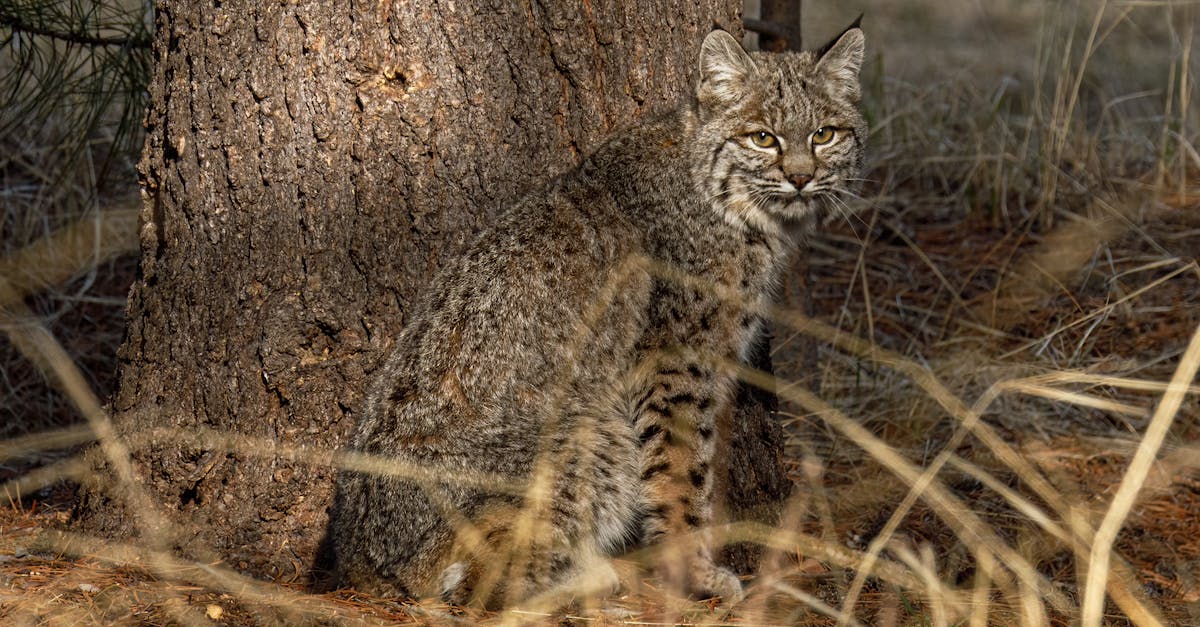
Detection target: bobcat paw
<box><xmin>517</xmin><ymin>554</ymin><xmax>621</xmax><ymax>613</ymax></box>
<box><xmin>655</xmin><ymin>551</ymin><xmax>743</xmax><ymax>604</ymax></box>
<box><xmin>691</xmin><ymin>562</ymin><xmax>743</xmax><ymax>604</ymax></box>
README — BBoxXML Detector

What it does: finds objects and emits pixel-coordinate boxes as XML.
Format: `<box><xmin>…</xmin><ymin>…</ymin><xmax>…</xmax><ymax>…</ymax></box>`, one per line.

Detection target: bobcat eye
<box><xmin>811</xmin><ymin>127</ymin><xmax>836</xmax><ymax>145</ymax></box>
<box><xmin>748</xmin><ymin>131</ymin><xmax>778</xmax><ymax>149</ymax></box>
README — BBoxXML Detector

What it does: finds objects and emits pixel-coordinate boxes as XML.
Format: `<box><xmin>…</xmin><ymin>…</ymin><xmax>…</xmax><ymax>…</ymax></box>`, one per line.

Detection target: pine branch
<box><xmin>743</xmin><ymin>18</ymin><xmax>789</xmax><ymax>42</ymax></box>
<box><xmin>0</xmin><ymin>8</ymin><xmax>151</xmax><ymax>49</ymax></box>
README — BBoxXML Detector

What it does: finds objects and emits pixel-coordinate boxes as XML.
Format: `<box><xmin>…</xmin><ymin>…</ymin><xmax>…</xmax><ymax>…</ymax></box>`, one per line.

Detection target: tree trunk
<box><xmin>77</xmin><ymin>0</ymin><xmax>789</xmax><ymax>583</ymax></box>
<box><xmin>758</xmin><ymin>0</ymin><xmax>803</xmax><ymax>52</ymax></box>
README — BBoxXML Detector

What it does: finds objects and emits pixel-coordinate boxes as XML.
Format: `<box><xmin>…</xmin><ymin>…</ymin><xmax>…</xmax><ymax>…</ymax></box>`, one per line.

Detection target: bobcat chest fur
<box><xmin>330</xmin><ymin>23</ymin><xmax>867</xmax><ymax>608</ymax></box>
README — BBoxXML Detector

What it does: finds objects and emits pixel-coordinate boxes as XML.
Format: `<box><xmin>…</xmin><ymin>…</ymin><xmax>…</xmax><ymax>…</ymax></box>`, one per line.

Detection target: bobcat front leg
<box><xmin>634</xmin><ymin>354</ymin><xmax>742</xmax><ymax>602</ymax></box>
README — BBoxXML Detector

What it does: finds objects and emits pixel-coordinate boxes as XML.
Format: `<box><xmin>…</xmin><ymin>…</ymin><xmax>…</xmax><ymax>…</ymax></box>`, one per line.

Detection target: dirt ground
<box><xmin>3</xmin><ymin>0</ymin><xmax>1200</xmax><ymax>624</ymax></box>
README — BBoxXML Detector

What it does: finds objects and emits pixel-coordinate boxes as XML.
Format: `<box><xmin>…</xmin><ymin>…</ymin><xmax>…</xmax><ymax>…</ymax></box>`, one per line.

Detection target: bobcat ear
<box><xmin>814</xmin><ymin>16</ymin><xmax>865</xmax><ymax>101</ymax></box>
<box><xmin>697</xmin><ymin>29</ymin><xmax>757</xmax><ymax>109</ymax></box>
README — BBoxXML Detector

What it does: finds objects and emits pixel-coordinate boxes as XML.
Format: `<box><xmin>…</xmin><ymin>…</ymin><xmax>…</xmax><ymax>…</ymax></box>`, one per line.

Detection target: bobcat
<box><xmin>331</xmin><ymin>21</ymin><xmax>866</xmax><ymax>608</ymax></box>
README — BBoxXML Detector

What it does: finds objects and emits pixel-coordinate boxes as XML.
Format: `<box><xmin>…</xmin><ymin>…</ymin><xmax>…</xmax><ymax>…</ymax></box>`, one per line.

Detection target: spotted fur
<box><xmin>330</xmin><ymin>24</ymin><xmax>867</xmax><ymax>608</ymax></box>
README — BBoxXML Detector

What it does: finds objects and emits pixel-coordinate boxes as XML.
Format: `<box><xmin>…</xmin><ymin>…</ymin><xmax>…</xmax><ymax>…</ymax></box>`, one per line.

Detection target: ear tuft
<box><xmin>814</xmin><ymin>14</ymin><xmax>863</xmax><ymax>59</ymax></box>
<box><xmin>697</xmin><ymin>29</ymin><xmax>756</xmax><ymax>108</ymax></box>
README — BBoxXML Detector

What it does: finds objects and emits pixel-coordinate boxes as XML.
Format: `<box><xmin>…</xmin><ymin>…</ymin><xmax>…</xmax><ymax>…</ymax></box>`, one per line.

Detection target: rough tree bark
<box><xmin>77</xmin><ymin>0</ymin><xmax>790</xmax><ymax>582</ymax></box>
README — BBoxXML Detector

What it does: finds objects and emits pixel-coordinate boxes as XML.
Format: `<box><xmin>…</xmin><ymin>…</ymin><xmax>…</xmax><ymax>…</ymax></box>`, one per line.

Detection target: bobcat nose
<box><xmin>788</xmin><ymin>172</ymin><xmax>813</xmax><ymax>190</ymax></box>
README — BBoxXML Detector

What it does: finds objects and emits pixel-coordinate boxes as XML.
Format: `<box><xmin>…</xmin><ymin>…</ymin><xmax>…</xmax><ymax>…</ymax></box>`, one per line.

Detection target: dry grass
<box><xmin>3</xmin><ymin>0</ymin><xmax>1200</xmax><ymax>624</ymax></box>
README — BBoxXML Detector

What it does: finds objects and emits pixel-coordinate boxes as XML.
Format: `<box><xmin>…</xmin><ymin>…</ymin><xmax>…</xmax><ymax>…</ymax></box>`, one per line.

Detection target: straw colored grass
<box><xmin>4</xmin><ymin>0</ymin><xmax>1200</xmax><ymax>624</ymax></box>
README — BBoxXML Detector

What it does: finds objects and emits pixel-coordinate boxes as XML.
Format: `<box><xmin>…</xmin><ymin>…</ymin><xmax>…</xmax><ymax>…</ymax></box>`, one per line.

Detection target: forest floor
<box><xmin>4</xmin><ymin>0</ymin><xmax>1200</xmax><ymax>625</ymax></box>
